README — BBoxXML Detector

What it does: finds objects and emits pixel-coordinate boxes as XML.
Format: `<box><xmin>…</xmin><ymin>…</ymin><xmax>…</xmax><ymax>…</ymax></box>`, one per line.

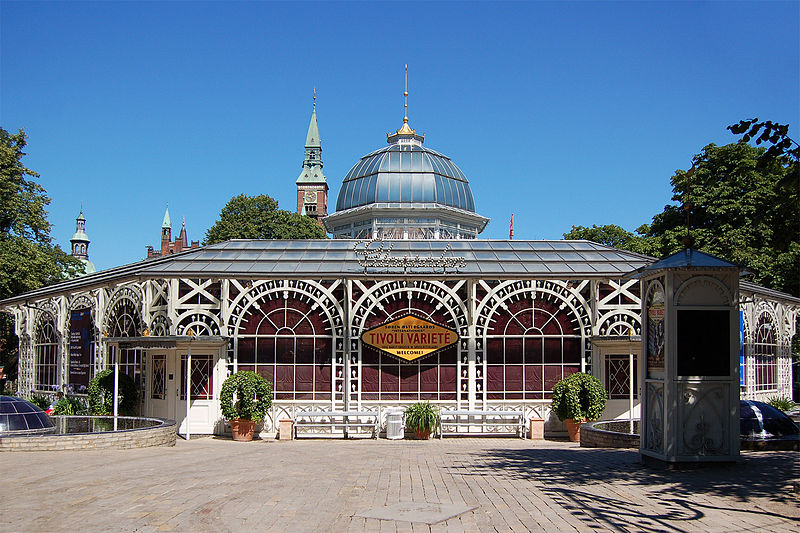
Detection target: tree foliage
<box><xmin>728</xmin><ymin>119</ymin><xmax>800</xmax><ymax>166</ymax></box>
<box><xmin>551</xmin><ymin>372</ymin><xmax>607</xmax><ymax>421</ymax></box>
<box><xmin>0</xmin><ymin>127</ymin><xmax>84</xmax><ymax>382</ymax></box>
<box><xmin>204</xmin><ymin>194</ymin><xmax>327</xmax><ymax>244</ymax></box>
<box><xmin>87</xmin><ymin>369</ymin><xmax>139</xmax><ymax>415</ymax></box>
<box><xmin>219</xmin><ymin>370</ymin><xmax>272</xmax><ymax>421</ymax></box>
<box><xmin>566</xmin><ymin>139</ymin><xmax>798</xmax><ymax>298</ymax></box>
<box><xmin>563</xmin><ymin>224</ymin><xmax>648</xmax><ymax>252</ymax></box>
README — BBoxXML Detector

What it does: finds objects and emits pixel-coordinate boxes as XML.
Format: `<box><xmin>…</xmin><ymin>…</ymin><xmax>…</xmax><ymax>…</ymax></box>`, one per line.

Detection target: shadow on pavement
<box><xmin>447</xmin><ymin>447</ymin><xmax>799</xmax><ymax>532</ymax></box>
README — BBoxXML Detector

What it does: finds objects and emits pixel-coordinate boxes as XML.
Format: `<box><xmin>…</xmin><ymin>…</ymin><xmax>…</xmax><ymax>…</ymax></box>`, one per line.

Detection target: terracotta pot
<box><xmin>230</xmin><ymin>418</ymin><xmax>257</xmax><ymax>442</ymax></box>
<box><xmin>414</xmin><ymin>428</ymin><xmax>432</xmax><ymax>440</ymax></box>
<box><xmin>565</xmin><ymin>418</ymin><xmax>585</xmax><ymax>442</ymax></box>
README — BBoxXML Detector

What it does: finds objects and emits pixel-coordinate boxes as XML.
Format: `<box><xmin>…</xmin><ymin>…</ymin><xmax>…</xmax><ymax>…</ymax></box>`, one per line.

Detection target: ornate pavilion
<box><xmin>1</xmin><ymin>101</ymin><xmax>797</xmax><ymax>437</ymax></box>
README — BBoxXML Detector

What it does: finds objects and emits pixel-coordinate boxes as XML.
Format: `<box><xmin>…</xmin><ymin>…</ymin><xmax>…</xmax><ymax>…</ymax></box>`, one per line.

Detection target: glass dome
<box><xmin>0</xmin><ymin>395</ymin><xmax>55</xmax><ymax>434</ymax></box>
<box><xmin>336</xmin><ymin>143</ymin><xmax>476</xmax><ymax>212</ymax></box>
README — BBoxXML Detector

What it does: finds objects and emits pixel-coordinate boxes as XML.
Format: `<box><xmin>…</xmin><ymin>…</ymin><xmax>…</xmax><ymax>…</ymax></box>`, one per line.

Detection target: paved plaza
<box><xmin>1</xmin><ymin>437</ymin><xmax>798</xmax><ymax>532</ymax></box>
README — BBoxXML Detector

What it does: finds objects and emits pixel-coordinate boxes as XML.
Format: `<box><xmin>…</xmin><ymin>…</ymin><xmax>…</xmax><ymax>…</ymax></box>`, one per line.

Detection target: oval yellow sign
<box><xmin>361</xmin><ymin>314</ymin><xmax>459</xmax><ymax>362</ymax></box>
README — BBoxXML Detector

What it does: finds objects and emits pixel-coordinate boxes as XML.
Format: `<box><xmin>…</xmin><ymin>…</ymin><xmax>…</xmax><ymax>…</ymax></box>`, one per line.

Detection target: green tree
<box><xmin>630</xmin><ymin>142</ymin><xmax>796</xmax><ymax>296</ymax></box>
<box><xmin>563</xmin><ymin>224</ymin><xmax>649</xmax><ymax>252</ymax></box>
<box><xmin>564</xmin><ymin>140</ymin><xmax>798</xmax><ymax>297</ymax></box>
<box><xmin>0</xmin><ymin>127</ymin><xmax>84</xmax><ymax>383</ymax></box>
<box><xmin>204</xmin><ymin>194</ymin><xmax>327</xmax><ymax>244</ymax></box>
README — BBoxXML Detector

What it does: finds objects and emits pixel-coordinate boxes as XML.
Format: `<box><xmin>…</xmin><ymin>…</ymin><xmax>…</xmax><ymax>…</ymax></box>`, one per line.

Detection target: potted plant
<box><xmin>220</xmin><ymin>370</ymin><xmax>272</xmax><ymax>441</ymax></box>
<box><xmin>404</xmin><ymin>401</ymin><xmax>439</xmax><ymax>439</ymax></box>
<box><xmin>551</xmin><ymin>372</ymin><xmax>607</xmax><ymax>442</ymax></box>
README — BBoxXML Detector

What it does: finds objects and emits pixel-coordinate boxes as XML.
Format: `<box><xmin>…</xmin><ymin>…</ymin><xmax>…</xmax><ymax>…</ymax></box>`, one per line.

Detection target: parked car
<box><xmin>740</xmin><ymin>400</ymin><xmax>800</xmax><ymax>450</ymax></box>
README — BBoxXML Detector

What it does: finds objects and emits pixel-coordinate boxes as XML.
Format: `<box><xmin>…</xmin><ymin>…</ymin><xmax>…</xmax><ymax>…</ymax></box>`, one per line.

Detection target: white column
<box><xmin>185</xmin><ymin>346</ymin><xmax>191</xmax><ymax>440</ymax></box>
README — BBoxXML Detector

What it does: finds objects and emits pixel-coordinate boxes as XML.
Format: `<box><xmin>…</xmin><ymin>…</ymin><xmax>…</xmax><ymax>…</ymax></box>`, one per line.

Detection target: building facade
<box><xmin>3</xmin><ymin>102</ymin><xmax>797</xmax><ymax>437</ymax></box>
<box><xmin>3</xmin><ymin>240</ymin><xmax>797</xmax><ymax>436</ymax></box>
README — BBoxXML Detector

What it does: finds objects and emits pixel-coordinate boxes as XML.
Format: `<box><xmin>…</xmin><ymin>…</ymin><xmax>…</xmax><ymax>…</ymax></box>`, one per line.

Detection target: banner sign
<box><xmin>361</xmin><ymin>314</ymin><xmax>459</xmax><ymax>362</ymax></box>
<box><xmin>69</xmin><ymin>308</ymin><xmax>93</xmax><ymax>392</ymax></box>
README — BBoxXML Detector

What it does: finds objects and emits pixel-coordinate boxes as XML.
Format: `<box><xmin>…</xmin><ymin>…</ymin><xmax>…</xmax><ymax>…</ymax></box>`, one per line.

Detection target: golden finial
<box><xmin>386</xmin><ymin>65</ymin><xmax>424</xmax><ymax>143</ymax></box>
<box><xmin>313</xmin><ymin>87</ymin><xmax>317</xmax><ymax>111</ymax></box>
<box><xmin>403</xmin><ymin>64</ymin><xmax>409</xmax><ymax>124</ymax></box>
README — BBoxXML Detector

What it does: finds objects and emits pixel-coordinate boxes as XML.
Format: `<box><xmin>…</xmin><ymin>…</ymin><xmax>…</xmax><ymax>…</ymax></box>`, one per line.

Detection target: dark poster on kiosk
<box><xmin>69</xmin><ymin>308</ymin><xmax>93</xmax><ymax>392</ymax></box>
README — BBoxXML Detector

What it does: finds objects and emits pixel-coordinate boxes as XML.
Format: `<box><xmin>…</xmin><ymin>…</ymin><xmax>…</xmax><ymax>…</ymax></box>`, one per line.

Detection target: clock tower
<box><xmin>296</xmin><ymin>93</ymin><xmax>328</xmax><ymax>227</ymax></box>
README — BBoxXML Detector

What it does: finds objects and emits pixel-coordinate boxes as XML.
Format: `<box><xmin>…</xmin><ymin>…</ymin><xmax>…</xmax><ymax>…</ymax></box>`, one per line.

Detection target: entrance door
<box><xmin>147</xmin><ymin>351</ymin><xmax>176</xmax><ymax>421</ymax></box>
<box><xmin>176</xmin><ymin>352</ymin><xmax>216</xmax><ymax>434</ymax></box>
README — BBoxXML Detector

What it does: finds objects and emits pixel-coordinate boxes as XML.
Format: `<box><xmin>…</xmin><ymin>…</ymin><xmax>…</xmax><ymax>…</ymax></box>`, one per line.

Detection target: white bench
<box><xmin>439</xmin><ymin>410</ymin><xmax>526</xmax><ymax>439</ymax></box>
<box><xmin>293</xmin><ymin>411</ymin><xmax>379</xmax><ymax>439</ymax></box>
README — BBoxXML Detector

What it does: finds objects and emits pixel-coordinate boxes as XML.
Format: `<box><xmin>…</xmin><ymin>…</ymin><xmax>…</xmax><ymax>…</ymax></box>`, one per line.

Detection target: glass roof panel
<box><xmin>401</xmin><ymin>172</ymin><xmax>412</xmax><ymax>201</ymax></box>
<box><xmin>411</xmin><ymin>174</ymin><xmax>424</xmax><ymax>202</ymax></box>
<box><xmin>472</xmin><ymin>252</ymin><xmax>498</xmax><ymax>260</ymax></box>
<box><xmin>302</xmin><ymin>251</ymin><xmax>325</xmax><ymax>260</ymax></box>
<box><xmin>388</xmin><ymin>174</ymin><xmax>401</xmax><ymax>202</ymax></box>
<box><xmin>421</xmin><ymin>174</ymin><xmax>435</xmax><ymax>202</ymax></box>
<box><xmin>536</xmin><ymin>252</ymin><xmax>562</xmax><ymax>261</ymax></box>
<box><xmin>547</xmin><ymin>263</ymin><xmax>576</xmax><ymax>273</ymax></box>
<box><xmin>247</xmin><ymin>262</ymin><xmax>277</xmax><ymax>273</ymax></box>
<box><xmin>365</xmin><ymin>174</ymin><xmax>377</xmax><ymax>204</ymax></box>
<box><xmin>434</xmin><ymin>175</ymin><xmax>445</xmax><ymax>204</ymax></box>
<box><xmin>501</xmin><ymin>263</ymin><xmax>527</xmax><ymax>273</ymax></box>
<box><xmin>495</xmin><ymin>251</ymin><xmax>522</xmax><ymax>261</ymax></box>
<box><xmin>280</xmin><ymin>251</ymin><xmax>305</xmax><ymax>260</ymax></box>
<box><xmin>522</xmin><ymin>263</ymin><xmax>551</xmax><ymax>273</ymax></box>
<box><xmin>549</xmin><ymin>241</ymin><xmax>581</xmax><ymax>250</ymax></box>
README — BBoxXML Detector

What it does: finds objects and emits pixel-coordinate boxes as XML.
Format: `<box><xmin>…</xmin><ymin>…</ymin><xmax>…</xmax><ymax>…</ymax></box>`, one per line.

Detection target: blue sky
<box><xmin>2</xmin><ymin>1</ymin><xmax>798</xmax><ymax>271</ymax></box>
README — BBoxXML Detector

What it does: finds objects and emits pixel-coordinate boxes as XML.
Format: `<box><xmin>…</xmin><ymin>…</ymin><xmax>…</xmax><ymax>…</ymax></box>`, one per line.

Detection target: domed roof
<box><xmin>0</xmin><ymin>395</ymin><xmax>55</xmax><ymax>434</ymax></box>
<box><xmin>335</xmin><ymin>141</ymin><xmax>476</xmax><ymax>212</ymax></box>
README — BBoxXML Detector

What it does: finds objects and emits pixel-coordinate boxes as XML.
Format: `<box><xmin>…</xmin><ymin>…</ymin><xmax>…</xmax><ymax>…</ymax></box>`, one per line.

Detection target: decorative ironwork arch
<box><xmin>351</xmin><ymin>280</ymin><xmax>468</xmax><ymax>403</ymax></box>
<box><xmin>149</xmin><ymin>311</ymin><xmax>171</xmax><ymax>337</ymax></box>
<box><xmin>597</xmin><ymin>309</ymin><xmax>642</xmax><ymax>336</ymax></box>
<box><xmin>104</xmin><ymin>286</ymin><xmax>143</xmax><ymax>337</ymax></box>
<box><xmin>230</xmin><ymin>282</ymin><xmax>344</xmax><ymax>403</ymax></box>
<box><xmin>176</xmin><ymin>311</ymin><xmax>221</xmax><ymax>336</ymax></box>
<box><xmin>476</xmin><ymin>280</ymin><xmax>591</xmax><ymax>401</ymax></box>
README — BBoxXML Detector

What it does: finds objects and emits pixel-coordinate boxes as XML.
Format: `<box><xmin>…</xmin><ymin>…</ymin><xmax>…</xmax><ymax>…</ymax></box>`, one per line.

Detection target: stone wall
<box><xmin>580</xmin><ymin>421</ymin><xmax>640</xmax><ymax>449</ymax></box>
<box><xmin>0</xmin><ymin>419</ymin><xmax>176</xmax><ymax>451</ymax></box>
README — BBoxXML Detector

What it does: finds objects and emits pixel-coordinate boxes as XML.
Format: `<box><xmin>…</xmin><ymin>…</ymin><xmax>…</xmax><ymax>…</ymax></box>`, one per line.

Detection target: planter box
<box><xmin>278</xmin><ymin>419</ymin><xmax>294</xmax><ymax>441</ymax></box>
<box><xmin>529</xmin><ymin>418</ymin><xmax>545</xmax><ymax>440</ymax></box>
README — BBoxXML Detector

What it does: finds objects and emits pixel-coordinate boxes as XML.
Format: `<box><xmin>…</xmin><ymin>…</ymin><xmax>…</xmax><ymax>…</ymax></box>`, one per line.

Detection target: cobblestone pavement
<box><xmin>1</xmin><ymin>437</ymin><xmax>798</xmax><ymax>532</ymax></box>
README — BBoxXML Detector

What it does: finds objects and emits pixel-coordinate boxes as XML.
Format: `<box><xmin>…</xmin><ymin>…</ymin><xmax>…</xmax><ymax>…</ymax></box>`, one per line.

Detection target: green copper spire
<box><xmin>162</xmin><ymin>204</ymin><xmax>172</xmax><ymax>229</ymax></box>
<box><xmin>297</xmin><ymin>90</ymin><xmax>326</xmax><ymax>184</ymax></box>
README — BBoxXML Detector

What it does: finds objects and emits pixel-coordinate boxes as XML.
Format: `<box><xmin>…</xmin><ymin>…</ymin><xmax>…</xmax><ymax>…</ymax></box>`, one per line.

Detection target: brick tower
<box><xmin>296</xmin><ymin>92</ymin><xmax>328</xmax><ymax>226</ymax></box>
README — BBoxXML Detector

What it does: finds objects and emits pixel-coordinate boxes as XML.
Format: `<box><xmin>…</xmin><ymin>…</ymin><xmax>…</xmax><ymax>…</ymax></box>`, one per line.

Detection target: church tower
<box><xmin>160</xmin><ymin>205</ymin><xmax>172</xmax><ymax>256</ymax></box>
<box><xmin>70</xmin><ymin>209</ymin><xmax>95</xmax><ymax>274</ymax></box>
<box><xmin>296</xmin><ymin>92</ymin><xmax>328</xmax><ymax>225</ymax></box>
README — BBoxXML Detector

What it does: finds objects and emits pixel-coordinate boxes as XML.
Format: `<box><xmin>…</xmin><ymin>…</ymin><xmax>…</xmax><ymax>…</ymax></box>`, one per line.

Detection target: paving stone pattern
<box><xmin>1</xmin><ymin>437</ymin><xmax>798</xmax><ymax>532</ymax></box>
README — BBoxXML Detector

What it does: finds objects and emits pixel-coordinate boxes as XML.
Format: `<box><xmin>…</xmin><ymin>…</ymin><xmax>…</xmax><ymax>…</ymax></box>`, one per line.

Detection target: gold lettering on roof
<box><xmin>353</xmin><ymin>239</ymin><xmax>467</xmax><ymax>272</ymax></box>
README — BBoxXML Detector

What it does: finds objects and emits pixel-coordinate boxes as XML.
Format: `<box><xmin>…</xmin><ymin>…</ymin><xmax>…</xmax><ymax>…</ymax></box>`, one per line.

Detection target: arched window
<box><xmin>752</xmin><ymin>311</ymin><xmax>777</xmax><ymax>391</ymax></box>
<box><xmin>236</xmin><ymin>293</ymin><xmax>333</xmax><ymax>401</ymax></box>
<box><xmin>484</xmin><ymin>295</ymin><xmax>583</xmax><ymax>400</ymax></box>
<box><xmin>106</xmin><ymin>297</ymin><xmax>144</xmax><ymax>391</ymax></box>
<box><xmin>359</xmin><ymin>292</ymin><xmax>459</xmax><ymax>402</ymax></box>
<box><xmin>34</xmin><ymin>314</ymin><xmax>59</xmax><ymax>391</ymax></box>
